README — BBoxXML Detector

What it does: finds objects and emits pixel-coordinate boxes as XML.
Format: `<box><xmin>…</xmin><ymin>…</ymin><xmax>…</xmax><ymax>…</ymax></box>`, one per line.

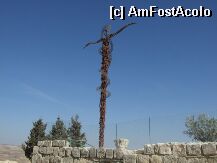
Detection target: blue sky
<box><xmin>0</xmin><ymin>0</ymin><xmax>217</xmax><ymax>148</ymax></box>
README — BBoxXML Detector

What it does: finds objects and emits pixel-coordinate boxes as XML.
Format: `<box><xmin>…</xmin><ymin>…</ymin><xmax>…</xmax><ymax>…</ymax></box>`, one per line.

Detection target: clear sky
<box><xmin>0</xmin><ymin>0</ymin><xmax>217</xmax><ymax>148</ymax></box>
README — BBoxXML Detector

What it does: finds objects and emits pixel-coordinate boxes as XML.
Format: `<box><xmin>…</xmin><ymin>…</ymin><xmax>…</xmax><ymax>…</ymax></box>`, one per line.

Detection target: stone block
<box><xmin>73</xmin><ymin>159</ymin><xmax>79</xmax><ymax>163</ymax></box>
<box><xmin>202</xmin><ymin>143</ymin><xmax>217</xmax><ymax>156</ymax></box>
<box><xmin>46</xmin><ymin>147</ymin><xmax>54</xmax><ymax>155</ymax></box>
<box><xmin>53</xmin><ymin>140</ymin><xmax>68</xmax><ymax>147</ymax></box>
<box><xmin>187</xmin><ymin>158</ymin><xmax>200</xmax><ymax>163</ymax></box>
<box><xmin>72</xmin><ymin>147</ymin><xmax>80</xmax><ymax>158</ymax></box>
<box><xmin>114</xmin><ymin>149</ymin><xmax>123</xmax><ymax>159</ymax></box>
<box><xmin>43</xmin><ymin>140</ymin><xmax>52</xmax><ymax>147</ymax></box>
<box><xmin>39</xmin><ymin>147</ymin><xmax>47</xmax><ymax>155</ymax></box>
<box><xmin>150</xmin><ymin>155</ymin><xmax>163</xmax><ymax>163</ymax></box>
<box><xmin>144</xmin><ymin>144</ymin><xmax>155</xmax><ymax>155</ymax></box>
<box><xmin>177</xmin><ymin>157</ymin><xmax>187</xmax><ymax>163</ymax></box>
<box><xmin>123</xmin><ymin>154</ymin><xmax>137</xmax><ymax>163</ymax></box>
<box><xmin>187</xmin><ymin>158</ymin><xmax>208</xmax><ymax>163</ymax></box>
<box><xmin>32</xmin><ymin>154</ymin><xmax>42</xmax><ymax>163</ymax></box>
<box><xmin>155</xmin><ymin>144</ymin><xmax>172</xmax><ymax>155</ymax></box>
<box><xmin>53</xmin><ymin>147</ymin><xmax>60</xmax><ymax>156</ymax></box>
<box><xmin>162</xmin><ymin>156</ymin><xmax>178</xmax><ymax>163</ymax></box>
<box><xmin>207</xmin><ymin>157</ymin><xmax>217</xmax><ymax>163</ymax></box>
<box><xmin>65</xmin><ymin>147</ymin><xmax>72</xmax><ymax>157</ymax></box>
<box><xmin>187</xmin><ymin>144</ymin><xmax>201</xmax><ymax>156</ymax></box>
<box><xmin>199</xmin><ymin>158</ymin><xmax>208</xmax><ymax>163</ymax></box>
<box><xmin>97</xmin><ymin>148</ymin><xmax>106</xmax><ymax>158</ymax></box>
<box><xmin>89</xmin><ymin>148</ymin><xmax>96</xmax><ymax>158</ymax></box>
<box><xmin>42</xmin><ymin>156</ymin><xmax>50</xmax><ymax>163</ymax></box>
<box><xmin>172</xmin><ymin>144</ymin><xmax>187</xmax><ymax>156</ymax></box>
<box><xmin>59</xmin><ymin>148</ymin><xmax>66</xmax><ymax>157</ymax></box>
<box><xmin>114</xmin><ymin>138</ymin><xmax>129</xmax><ymax>150</ymax></box>
<box><xmin>63</xmin><ymin>157</ymin><xmax>74</xmax><ymax>163</ymax></box>
<box><xmin>52</xmin><ymin>156</ymin><xmax>63</xmax><ymax>163</ymax></box>
<box><xmin>38</xmin><ymin>141</ymin><xmax>44</xmax><ymax>147</ymax></box>
<box><xmin>49</xmin><ymin>156</ymin><xmax>54</xmax><ymax>163</ymax></box>
<box><xmin>74</xmin><ymin>158</ymin><xmax>93</xmax><ymax>163</ymax></box>
<box><xmin>106</xmin><ymin>148</ymin><xmax>113</xmax><ymax>159</ymax></box>
<box><xmin>80</xmin><ymin>147</ymin><xmax>89</xmax><ymax>157</ymax></box>
<box><xmin>33</xmin><ymin>146</ymin><xmax>39</xmax><ymax>155</ymax></box>
<box><xmin>137</xmin><ymin>154</ymin><xmax>149</xmax><ymax>163</ymax></box>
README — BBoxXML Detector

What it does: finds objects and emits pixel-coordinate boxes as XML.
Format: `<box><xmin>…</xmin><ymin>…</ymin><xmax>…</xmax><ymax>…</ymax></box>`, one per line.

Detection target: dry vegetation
<box><xmin>0</xmin><ymin>145</ymin><xmax>29</xmax><ymax>163</ymax></box>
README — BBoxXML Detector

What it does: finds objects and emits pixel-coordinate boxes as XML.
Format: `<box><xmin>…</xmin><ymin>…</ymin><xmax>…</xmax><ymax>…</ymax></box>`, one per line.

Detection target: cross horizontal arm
<box><xmin>83</xmin><ymin>38</ymin><xmax>103</xmax><ymax>48</ymax></box>
<box><xmin>109</xmin><ymin>22</ymin><xmax>136</xmax><ymax>38</ymax></box>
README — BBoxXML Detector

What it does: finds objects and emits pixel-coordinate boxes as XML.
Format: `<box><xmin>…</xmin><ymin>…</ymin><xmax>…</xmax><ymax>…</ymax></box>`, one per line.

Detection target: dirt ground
<box><xmin>0</xmin><ymin>145</ymin><xmax>30</xmax><ymax>163</ymax></box>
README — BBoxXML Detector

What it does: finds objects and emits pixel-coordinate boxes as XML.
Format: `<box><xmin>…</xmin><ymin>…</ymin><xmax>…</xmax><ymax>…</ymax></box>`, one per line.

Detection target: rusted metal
<box><xmin>84</xmin><ymin>23</ymin><xmax>135</xmax><ymax>147</ymax></box>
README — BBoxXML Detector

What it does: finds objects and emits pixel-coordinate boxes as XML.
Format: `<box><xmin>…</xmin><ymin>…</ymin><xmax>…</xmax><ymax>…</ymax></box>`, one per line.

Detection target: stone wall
<box><xmin>32</xmin><ymin>140</ymin><xmax>217</xmax><ymax>163</ymax></box>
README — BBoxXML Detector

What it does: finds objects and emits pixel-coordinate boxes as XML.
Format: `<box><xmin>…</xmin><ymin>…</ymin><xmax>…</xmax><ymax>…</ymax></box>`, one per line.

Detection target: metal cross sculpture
<box><xmin>84</xmin><ymin>23</ymin><xmax>136</xmax><ymax>147</ymax></box>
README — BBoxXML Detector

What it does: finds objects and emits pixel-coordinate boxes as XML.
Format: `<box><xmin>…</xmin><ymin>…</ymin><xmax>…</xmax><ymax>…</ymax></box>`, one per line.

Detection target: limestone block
<box><xmin>46</xmin><ymin>147</ymin><xmax>54</xmax><ymax>155</ymax></box>
<box><xmin>33</xmin><ymin>146</ymin><xmax>39</xmax><ymax>154</ymax></box>
<box><xmin>97</xmin><ymin>148</ymin><xmax>106</xmax><ymax>158</ymax></box>
<box><xmin>155</xmin><ymin>144</ymin><xmax>172</xmax><ymax>155</ymax></box>
<box><xmin>207</xmin><ymin>157</ymin><xmax>217</xmax><ymax>163</ymax></box>
<box><xmin>187</xmin><ymin>158</ymin><xmax>200</xmax><ymax>163</ymax></box>
<box><xmin>73</xmin><ymin>159</ymin><xmax>79</xmax><ymax>163</ymax></box>
<box><xmin>53</xmin><ymin>147</ymin><xmax>60</xmax><ymax>156</ymax></box>
<box><xmin>74</xmin><ymin>158</ymin><xmax>93</xmax><ymax>163</ymax></box>
<box><xmin>202</xmin><ymin>143</ymin><xmax>217</xmax><ymax>156</ymax></box>
<box><xmin>42</xmin><ymin>156</ymin><xmax>50</xmax><ymax>163</ymax></box>
<box><xmin>187</xmin><ymin>158</ymin><xmax>207</xmax><ymax>163</ymax></box>
<box><xmin>39</xmin><ymin>147</ymin><xmax>47</xmax><ymax>155</ymax></box>
<box><xmin>52</xmin><ymin>156</ymin><xmax>63</xmax><ymax>163</ymax></box>
<box><xmin>199</xmin><ymin>158</ymin><xmax>208</xmax><ymax>163</ymax></box>
<box><xmin>144</xmin><ymin>144</ymin><xmax>155</xmax><ymax>155</ymax></box>
<box><xmin>89</xmin><ymin>148</ymin><xmax>96</xmax><ymax>158</ymax></box>
<box><xmin>52</xmin><ymin>140</ymin><xmax>58</xmax><ymax>146</ymax></box>
<box><xmin>186</xmin><ymin>144</ymin><xmax>201</xmax><ymax>156</ymax></box>
<box><xmin>72</xmin><ymin>147</ymin><xmax>80</xmax><ymax>158</ymax></box>
<box><xmin>65</xmin><ymin>147</ymin><xmax>72</xmax><ymax>157</ymax></box>
<box><xmin>172</xmin><ymin>144</ymin><xmax>187</xmax><ymax>156</ymax></box>
<box><xmin>32</xmin><ymin>154</ymin><xmax>42</xmax><ymax>163</ymax></box>
<box><xmin>114</xmin><ymin>149</ymin><xmax>133</xmax><ymax>159</ymax></box>
<box><xmin>59</xmin><ymin>148</ymin><xmax>66</xmax><ymax>157</ymax></box>
<box><xmin>80</xmin><ymin>148</ymin><xmax>89</xmax><ymax>157</ymax></box>
<box><xmin>114</xmin><ymin>138</ymin><xmax>129</xmax><ymax>150</ymax></box>
<box><xmin>63</xmin><ymin>157</ymin><xmax>74</xmax><ymax>163</ymax></box>
<box><xmin>52</xmin><ymin>140</ymin><xmax>61</xmax><ymax>147</ymax></box>
<box><xmin>49</xmin><ymin>156</ymin><xmax>54</xmax><ymax>163</ymax></box>
<box><xmin>53</xmin><ymin>140</ymin><xmax>68</xmax><ymax>147</ymax></box>
<box><xmin>43</xmin><ymin>140</ymin><xmax>52</xmax><ymax>147</ymax></box>
<box><xmin>106</xmin><ymin>148</ymin><xmax>113</xmax><ymax>159</ymax></box>
<box><xmin>38</xmin><ymin>141</ymin><xmax>44</xmax><ymax>147</ymax></box>
<box><xmin>154</xmin><ymin>144</ymin><xmax>159</xmax><ymax>154</ymax></box>
<box><xmin>123</xmin><ymin>154</ymin><xmax>137</xmax><ymax>163</ymax></box>
<box><xmin>137</xmin><ymin>154</ymin><xmax>149</xmax><ymax>163</ymax></box>
<box><xmin>177</xmin><ymin>157</ymin><xmax>187</xmax><ymax>163</ymax></box>
<box><xmin>162</xmin><ymin>156</ymin><xmax>178</xmax><ymax>163</ymax></box>
<box><xmin>150</xmin><ymin>155</ymin><xmax>163</xmax><ymax>163</ymax></box>
<box><xmin>114</xmin><ymin>149</ymin><xmax>124</xmax><ymax>159</ymax></box>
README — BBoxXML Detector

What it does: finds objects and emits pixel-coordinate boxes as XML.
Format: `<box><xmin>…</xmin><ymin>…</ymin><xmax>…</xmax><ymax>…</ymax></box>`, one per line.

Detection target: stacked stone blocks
<box><xmin>32</xmin><ymin>140</ymin><xmax>217</xmax><ymax>163</ymax></box>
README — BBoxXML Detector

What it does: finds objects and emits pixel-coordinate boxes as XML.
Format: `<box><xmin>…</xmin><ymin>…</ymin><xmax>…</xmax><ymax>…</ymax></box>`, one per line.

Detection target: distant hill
<box><xmin>0</xmin><ymin>145</ymin><xmax>30</xmax><ymax>163</ymax></box>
